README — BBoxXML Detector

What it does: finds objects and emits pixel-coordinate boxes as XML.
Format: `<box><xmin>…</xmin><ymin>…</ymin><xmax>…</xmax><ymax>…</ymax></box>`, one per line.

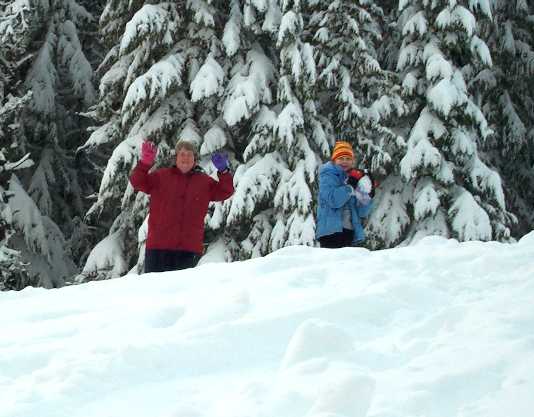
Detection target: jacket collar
<box><xmin>170</xmin><ymin>165</ymin><xmax>204</xmax><ymax>176</ymax></box>
<box><xmin>321</xmin><ymin>161</ymin><xmax>346</xmax><ymax>177</ymax></box>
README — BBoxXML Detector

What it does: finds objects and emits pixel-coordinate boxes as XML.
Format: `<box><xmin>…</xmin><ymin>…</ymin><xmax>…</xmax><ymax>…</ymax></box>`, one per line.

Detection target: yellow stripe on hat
<box><xmin>331</xmin><ymin>141</ymin><xmax>354</xmax><ymax>161</ymax></box>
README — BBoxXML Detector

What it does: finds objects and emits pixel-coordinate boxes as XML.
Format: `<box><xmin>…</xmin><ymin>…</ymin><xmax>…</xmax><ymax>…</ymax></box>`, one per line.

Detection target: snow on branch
<box><xmin>449</xmin><ymin>187</ymin><xmax>492</xmax><ymax>241</ymax></box>
<box><xmin>427</xmin><ymin>78</ymin><xmax>467</xmax><ymax>118</ymax></box>
<box><xmin>425</xmin><ymin>52</ymin><xmax>453</xmax><ymax>82</ymax></box>
<box><xmin>452</xmin><ymin>6</ymin><xmax>477</xmax><ymax>37</ymax></box>
<box><xmin>226</xmin><ymin>154</ymin><xmax>282</xmax><ymax>227</ymax></box>
<box><xmin>469</xmin><ymin>158</ymin><xmax>506</xmax><ymax>210</ymax></box>
<box><xmin>286</xmin><ymin>211</ymin><xmax>315</xmax><ymax>247</ymax></box>
<box><xmin>223</xmin><ymin>48</ymin><xmax>275</xmax><ymax>126</ymax></box>
<box><xmin>99</xmin><ymin>53</ymin><xmax>133</xmax><ymax>98</ymax></box>
<box><xmin>120</xmin><ymin>5</ymin><xmax>174</xmax><ymax>56</ymax></box>
<box><xmin>397</xmin><ymin>43</ymin><xmax>421</xmax><ymax>71</ymax></box>
<box><xmin>277</xmin><ymin>11</ymin><xmax>302</xmax><ymax>48</ymax></box>
<box><xmin>188</xmin><ymin>0</ymin><xmax>216</xmax><ymax>27</ymax></box>
<box><xmin>122</xmin><ymin>54</ymin><xmax>185</xmax><ymax>128</ymax></box>
<box><xmin>97</xmin><ymin>141</ymin><xmax>136</xmax><ymax>200</ymax></box>
<box><xmin>276</xmin><ymin>102</ymin><xmax>304</xmax><ymax>150</ymax></box>
<box><xmin>26</xmin><ymin>31</ymin><xmax>58</xmax><ymax>115</ymax></box>
<box><xmin>190</xmin><ymin>55</ymin><xmax>224</xmax><ymax>102</ymax></box>
<box><xmin>252</xmin><ymin>0</ymin><xmax>268</xmax><ymax>12</ymax></box>
<box><xmin>243</xmin><ymin>106</ymin><xmax>277</xmax><ymax>162</ymax></box>
<box><xmin>414</xmin><ymin>178</ymin><xmax>440</xmax><ymax>221</ymax></box>
<box><xmin>79</xmin><ymin>120</ymin><xmax>121</xmax><ymax>151</ymax></box>
<box><xmin>262</xmin><ymin>1</ymin><xmax>282</xmax><ymax>33</ymax></box>
<box><xmin>58</xmin><ymin>20</ymin><xmax>96</xmax><ymax>106</ymax></box>
<box><xmin>470</xmin><ymin>35</ymin><xmax>492</xmax><ymax>67</ymax></box>
<box><xmin>367</xmin><ymin>176</ymin><xmax>410</xmax><ymax>247</ymax></box>
<box><xmin>468</xmin><ymin>0</ymin><xmax>492</xmax><ymax>19</ymax></box>
<box><xmin>402</xmin><ymin>11</ymin><xmax>427</xmax><ymax>37</ymax></box>
<box><xmin>8</xmin><ymin>176</ymin><xmax>49</xmax><ymax>258</ymax></box>
<box><xmin>400</xmin><ymin>109</ymin><xmax>445</xmax><ymax>180</ymax></box>
<box><xmin>200</xmin><ymin>125</ymin><xmax>228</xmax><ymax>155</ymax></box>
<box><xmin>223</xmin><ymin>0</ymin><xmax>241</xmax><ymax>57</ymax></box>
<box><xmin>78</xmin><ymin>231</ymin><xmax>129</xmax><ymax>280</ymax></box>
<box><xmin>274</xmin><ymin>161</ymin><xmax>313</xmax><ymax>215</ymax></box>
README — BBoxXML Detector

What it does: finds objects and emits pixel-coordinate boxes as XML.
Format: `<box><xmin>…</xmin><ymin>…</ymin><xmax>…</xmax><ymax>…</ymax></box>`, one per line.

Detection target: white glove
<box><xmin>358</xmin><ymin>175</ymin><xmax>373</xmax><ymax>194</ymax></box>
<box><xmin>353</xmin><ymin>187</ymin><xmax>371</xmax><ymax>206</ymax></box>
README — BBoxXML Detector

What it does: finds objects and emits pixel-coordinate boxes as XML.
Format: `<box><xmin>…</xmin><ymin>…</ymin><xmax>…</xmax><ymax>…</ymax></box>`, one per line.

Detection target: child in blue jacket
<box><xmin>316</xmin><ymin>141</ymin><xmax>373</xmax><ymax>248</ymax></box>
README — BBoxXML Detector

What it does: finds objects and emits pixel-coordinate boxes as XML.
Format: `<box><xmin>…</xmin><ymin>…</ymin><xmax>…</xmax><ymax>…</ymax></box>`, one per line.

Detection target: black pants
<box><xmin>144</xmin><ymin>249</ymin><xmax>199</xmax><ymax>273</ymax></box>
<box><xmin>318</xmin><ymin>229</ymin><xmax>354</xmax><ymax>249</ymax></box>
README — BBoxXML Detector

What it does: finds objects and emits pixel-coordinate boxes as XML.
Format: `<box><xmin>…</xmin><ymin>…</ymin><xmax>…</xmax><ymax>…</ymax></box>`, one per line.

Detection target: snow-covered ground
<box><xmin>2</xmin><ymin>233</ymin><xmax>534</xmax><ymax>417</ymax></box>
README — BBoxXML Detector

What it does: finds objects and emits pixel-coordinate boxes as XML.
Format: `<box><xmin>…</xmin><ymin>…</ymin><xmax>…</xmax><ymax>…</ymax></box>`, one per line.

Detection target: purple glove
<box><xmin>140</xmin><ymin>140</ymin><xmax>157</xmax><ymax>165</ymax></box>
<box><xmin>211</xmin><ymin>152</ymin><xmax>229</xmax><ymax>172</ymax></box>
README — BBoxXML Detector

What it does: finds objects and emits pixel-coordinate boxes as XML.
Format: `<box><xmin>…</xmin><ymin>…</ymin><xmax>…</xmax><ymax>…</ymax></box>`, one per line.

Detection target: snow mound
<box><xmin>1</xmin><ymin>232</ymin><xmax>534</xmax><ymax>417</ymax></box>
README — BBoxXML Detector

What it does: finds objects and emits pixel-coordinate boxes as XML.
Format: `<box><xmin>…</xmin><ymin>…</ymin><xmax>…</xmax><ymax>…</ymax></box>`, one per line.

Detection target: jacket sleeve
<box><xmin>209</xmin><ymin>171</ymin><xmax>234</xmax><ymax>201</ymax></box>
<box><xmin>129</xmin><ymin>161</ymin><xmax>158</xmax><ymax>194</ymax></box>
<box><xmin>319</xmin><ymin>170</ymin><xmax>352</xmax><ymax>209</ymax></box>
<box><xmin>356</xmin><ymin>198</ymin><xmax>373</xmax><ymax>218</ymax></box>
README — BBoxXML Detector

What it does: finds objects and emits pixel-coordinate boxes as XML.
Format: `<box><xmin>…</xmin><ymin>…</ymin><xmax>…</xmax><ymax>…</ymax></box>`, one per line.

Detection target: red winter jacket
<box><xmin>130</xmin><ymin>162</ymin><xmax>234</xmax><ymax>254</ymax></box>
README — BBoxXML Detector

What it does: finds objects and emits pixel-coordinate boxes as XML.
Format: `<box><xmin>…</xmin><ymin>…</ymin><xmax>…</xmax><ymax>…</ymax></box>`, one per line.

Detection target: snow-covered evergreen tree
<box><xmin>205</xmin><ymin>0</ymin><xmax>281</xmax><ymax>261</ymax></box>
<box><xmin>0</xmin><ymin>97</ymin><xmax>33</xmax><ymax>290</ymax></box>
<box><xmin>478</xmin><ymin>0</ymin><xmax>534</xmax><ymax>235</ymax></box>
<box><xmin>312</xmin><ymin>0</ymin><xmax>404</xmax><ymax>169</ymax></box>
<box><xmin>78</xmin><ymin>0</ymin><xmax>248</xmax><ymax>279</ymax></box>
<box><xmin>260</xmin><ymin>0</ymin><xmax>330</xmax><ymax>250</ymax></box>
<box><xmin>0</xmin><ymin>0</ymin><xmax>94</xmax><ymax>288</ymax></box>
<box><xmin>1</xmin><ymin>3</ymin><xmax>36</xmax><ymax>290</ymax></box>
<box><xmin>310</xmin><ymin>0</ymin><xmax>407</xmax><ymax>249</ymax></box>
<box><xmin>393</xmin><ymin>0</ymin><xmax>513</xmax><ymax>245</ymax></box>
<box><xmin>22</xmin><ymin>0</ymin><xmax>97</xmax><ymax>236</ymax></box>
<box><xmin>77</xmin><ymin>1</ymin><xmax>184</xmax><ymax>280</ymax></box>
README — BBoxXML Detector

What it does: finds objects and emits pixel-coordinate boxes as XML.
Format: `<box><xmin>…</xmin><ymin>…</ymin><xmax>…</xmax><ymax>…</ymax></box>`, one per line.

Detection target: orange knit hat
<box><xmin>331</xmin><ymin>141</ymin><xmax>354</xmax><ymax>161</ymax></box>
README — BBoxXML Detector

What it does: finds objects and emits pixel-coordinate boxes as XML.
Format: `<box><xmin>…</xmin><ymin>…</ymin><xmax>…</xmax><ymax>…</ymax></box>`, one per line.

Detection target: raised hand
<box><xmin>140</xmin><ymin>140</ymin><xmax>157</xmax><ymax>166</ymax></box>
<box><xmin>211</xmin><ymin>152</ymin><xmax>229</xmax><ymax>172</ymax></box>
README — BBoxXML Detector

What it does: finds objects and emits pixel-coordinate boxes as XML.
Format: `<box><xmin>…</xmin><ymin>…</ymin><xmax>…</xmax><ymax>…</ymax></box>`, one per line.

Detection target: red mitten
<box><xmin>140</xmin><ymin>141</ymin><xmax>157</xmax><ymax>165</ymax></box>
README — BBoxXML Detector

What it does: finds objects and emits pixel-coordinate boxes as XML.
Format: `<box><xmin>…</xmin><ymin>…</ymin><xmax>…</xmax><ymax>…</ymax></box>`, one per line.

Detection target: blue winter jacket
<box><xmin>315</xmin><ymin>162</ymin><xmax>373</xmax><ymax>244</ymax></box>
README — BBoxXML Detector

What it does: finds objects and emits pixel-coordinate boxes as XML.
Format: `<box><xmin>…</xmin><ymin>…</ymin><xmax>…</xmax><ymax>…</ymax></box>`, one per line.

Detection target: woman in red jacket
<box><xmin>130</xmin><ymin>140</ymin><xmax>234</xmax><ymax>273</ymax></box>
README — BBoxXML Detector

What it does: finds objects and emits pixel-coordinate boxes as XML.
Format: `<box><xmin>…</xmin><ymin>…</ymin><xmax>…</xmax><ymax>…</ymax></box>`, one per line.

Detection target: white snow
<box><xmin>402</xmin><ymin>71</ymin><xmax>418</xmax><ymax>94</ymax></box>
<box><xmin>223</xmin><ymin>1</ymin><xmax>241</xmax><ymax>57</ymax></box>
<box><xmin>79</xmin><ymin>120</ymin><xmax>120</xmax><ymax>151</ymax></box>
<box><xmin>262</xmin><ymin>0</ymin><xmax>282</xmax><ymax>33</ymax></box>
<box><xmin>425</xmin><ymin>52</ymin><xmax>453</xmax><ymax>82</ymax></box>
<box><xmin>121</xmin><ymin>53</ymin><xmax>185</xmax><ymax>128</ymax></box>
<box><xmin>58</xmin><ymin>20</ymin><xmax>96</xmax><ymax>106</ymax></box>
<box><xmin>402</xmin><ymin>11</ymin><xmax>428</xmax><ymax>37</ymax></box>
<box><xmin>469</xmin><ymin>0</ymin><xmax>492</xmax><ymax>19</ymax></box>
<box><xmin>8</xmin><ymin>176</ymin><xmax>49</xmax><ymax>256</ymax></box>
<box><xmin>226</xmin><ymin>154</ymin><xmax>280</xmax><ymax>226</ymax></box>
<box><xmin>2</xmin><ymin>234</ymin><xmax>534</xmax><ymax>417</ymax></box>
<box><xmin>397</xmin><ymin>43</ymin><xmax>421</xmax><ymax>72</ymax></box>
<box><xmin>277</xmin><ymin>10</ymin><xmax>301</xmax><ymax>48</ymax></box>
<box><xmin>400</xmin><ymin>108</ymin><xmax>444</xmax><ymax>180</ymax></box>
<box><xmin>470</xmin><ymin>35</ymin><xmax>492</xmax><ymax>66</ymax></box>
<box><xmin>449</xmin><ymin>187</ymin><xmax>492</xmax><ymax>241</ymax></box>
<box><xmin>414</xmin><ymin>178</ymin><xmax>440</xmax><ymax>221</ymax></box>
<box><xmin>276</xmin><ymin>102</ymin><xmax>304</xmax><ymax>148</ymax></box>
<box><xmin>25</xmin><ymin>31</ymin><xmax>57</xmax><ymax>115</ymax></box>
<box><xmin>200</xmin><ymin>125</ymin><xmax>228</xmax><ymax>156</ymax></box>
<box><xmin>223</xmin><ymin>47</ymin><xmax>275</xmax><ymax>127</ymax></box>
<box><xmin>78</xmin><ymin>231</ymin><xmax>129</xmax><ymax>281</ymax></box>
<box><xmin>452</xmin><ymin>6</ymin><xmax>477</xmax><ymax>37</ymax></box>
<box><xmin>120</xmin><ymin>5</ymin><xmax>169</xmax><ymax>55</ymax></box>
<box><xmin>427</xmin><ymin>78</ymin><xmax>467</xmax><ymax>117</ymax></box>
<box><xmin>190</xmin><ymin>56</ymin><xmax>225</xmax><ymax>102</ymax></box>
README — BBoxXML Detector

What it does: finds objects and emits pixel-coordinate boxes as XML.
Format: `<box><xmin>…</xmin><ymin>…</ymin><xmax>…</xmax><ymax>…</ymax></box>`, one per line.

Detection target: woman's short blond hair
<box><xmin>175</xmin><ymin>140</ymin><xmax>198</xmax><ymax>160</ymax></box>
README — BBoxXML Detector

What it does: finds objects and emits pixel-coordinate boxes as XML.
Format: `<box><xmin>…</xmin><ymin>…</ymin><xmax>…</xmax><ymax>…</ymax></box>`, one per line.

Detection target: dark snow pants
<box><xmin>318</xmin><ymin>228</ymin><xmax>354</xmax><ymax>249</ymax></box>
<box><xmin>144</xmin><ymin>249</ymin><xmax>199</xmax><ymax>273</ymax></box>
